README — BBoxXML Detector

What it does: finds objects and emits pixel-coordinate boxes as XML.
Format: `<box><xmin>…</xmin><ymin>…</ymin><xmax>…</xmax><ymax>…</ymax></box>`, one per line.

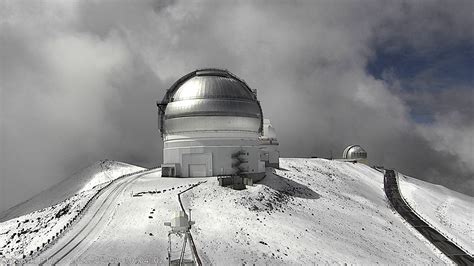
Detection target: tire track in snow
<box><xmin>52</xmin><ymin>173</ymin><xmax>143</xmax><ymax>263</ymax></box>
<box><xmin>35</xmin><ymin>168</ymin><xmax>158</xmax><ymax>265</ymax></box>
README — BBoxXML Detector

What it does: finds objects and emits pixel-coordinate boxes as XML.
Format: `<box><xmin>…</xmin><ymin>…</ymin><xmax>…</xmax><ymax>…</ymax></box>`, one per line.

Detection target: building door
<box><xmin>182</xmin><ymin>153</ymin><xmax>212</xmax><ymax>177</ymax></box>
<box><xmin>188</xmin><ymin>164</ymin><xmax>207</xmax><ymax>177</ymax></box>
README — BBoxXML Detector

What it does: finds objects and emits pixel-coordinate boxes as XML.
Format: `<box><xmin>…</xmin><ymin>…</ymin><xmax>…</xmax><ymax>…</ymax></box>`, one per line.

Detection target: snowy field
<box><xmin>0</xmin><ymin>160</ymin><xmax>144</xmax><ymax>222</ymax></box>
<box><xmin>184</xmin><ymin>158</ymin><xmax>451</xmax><ymax>264</ymax></box>
<box><xmin>0</xmin><ymin>160</ymin><xmax>144</xmax><ymax>261</ymax></box>
<box><xmin>68</xmin><ymin>170</ymin><xmax>208</xmax><ymax>264</ymax></box>
<box><xmin>399</xmin><ymin>174</ymin><xmax>473</xmax><ymax>255</ymax></box>
<box><xmin>1</xmin><ymin>158</ymin><xmax>470</xmax><ymax>263</ymax></box>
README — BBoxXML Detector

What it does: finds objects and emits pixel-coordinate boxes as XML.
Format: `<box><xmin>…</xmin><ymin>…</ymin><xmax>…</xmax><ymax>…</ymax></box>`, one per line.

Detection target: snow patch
<box><xmin>399</xmin><ymin>174</ymin><xmax>473</xmax><ymax>255</ymax></box>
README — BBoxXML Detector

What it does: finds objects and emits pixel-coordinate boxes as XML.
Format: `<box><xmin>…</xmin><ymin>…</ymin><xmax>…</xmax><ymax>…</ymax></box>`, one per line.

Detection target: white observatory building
<box><xmin>157</xmin><ymin>69</ymin><xmax>270</xmax><ymax>181</ymax></box>
<box><xmin>259</xmin><ymin>119</ymin><xmax>280</xmax><ymax>168</ymax></box>
<box><xmin>342</xmin><ymin>145</ymin><xmax>368</xmax><ymax>163</ymax></box>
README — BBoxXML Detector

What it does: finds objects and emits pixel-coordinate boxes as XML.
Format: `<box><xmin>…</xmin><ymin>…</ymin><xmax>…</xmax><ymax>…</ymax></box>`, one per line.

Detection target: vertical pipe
<box><xmin>168</xmin><ymin>233</ymin><xmax>172</xmax><ymax>266</ymax></box>
<box><xmin>179</xmin><ymin>233</ymin><xmax>188</xmax><ymax>265</ymax></box>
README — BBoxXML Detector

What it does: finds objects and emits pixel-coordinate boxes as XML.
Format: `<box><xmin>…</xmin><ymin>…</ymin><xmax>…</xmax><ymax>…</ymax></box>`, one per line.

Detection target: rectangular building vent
<box><xmin>161</xmin><ymin>164</ymin><xmax>176</xmax><ymax>177</ymax></box>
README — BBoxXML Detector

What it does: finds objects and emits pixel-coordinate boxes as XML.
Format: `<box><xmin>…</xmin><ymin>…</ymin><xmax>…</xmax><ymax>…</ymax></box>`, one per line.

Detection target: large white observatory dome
<box><xmin>158</xmin><ymin>69</ymin><xmax>263</xmax><ymax>135</ymax></box>
<box><xmin>157</xmin><ymin>69</ymin><xmax>266</xmax><ymax>179</ymax></box>
<box><xmin>342</xmin><ymin>145</ymin><xmax>368</xmax><ymax>161</ymax></box>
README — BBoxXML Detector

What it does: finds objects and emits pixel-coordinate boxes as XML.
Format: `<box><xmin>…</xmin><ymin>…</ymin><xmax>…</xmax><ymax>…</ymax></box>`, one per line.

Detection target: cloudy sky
<box><xmin>1</xmin><ymin>0</ymin><xmax>473</xmax><ymax>213</ymax></box>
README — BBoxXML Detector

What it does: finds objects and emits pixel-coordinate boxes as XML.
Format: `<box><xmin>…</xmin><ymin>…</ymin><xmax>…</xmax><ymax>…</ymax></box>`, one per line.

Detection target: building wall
<box><xmin>259</xmin><ymin>144</ymin><xmax>279</xmax><ymax>168</ymax></box>
<box><xmin>163</xmin><ymin>132</ymin><xmax>265</xmax><ymax>179</ymax></box>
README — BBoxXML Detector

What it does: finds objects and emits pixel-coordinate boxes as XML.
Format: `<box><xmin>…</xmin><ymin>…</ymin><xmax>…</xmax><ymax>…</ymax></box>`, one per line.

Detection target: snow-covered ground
<box><xmin>399</xmin><ymin>174</ymin><xmax>473</xmax><ymax>255</ymax></box>
<box><xmin>0</xmin><ymin>160</ymin><xmax>144</xmax><ymax>223</ymax></box>
<box><xmin>184</xmin><ymin>159</ymin><xmax>451</xmax><ymax>264</ymax></box>
<box><xmin>1</xmin><ymin>158</ymin><xmax>470</xmax><ymax>264</ymax></box>
<box><xmin>0</xmin><ymin>160</ymin><xmax>144</xmax><ymax>261</ymax></box>
<box><xmin>65</xmin><ymin>170</ymin><xmax>208</xmax><ymax>265</ymax></box>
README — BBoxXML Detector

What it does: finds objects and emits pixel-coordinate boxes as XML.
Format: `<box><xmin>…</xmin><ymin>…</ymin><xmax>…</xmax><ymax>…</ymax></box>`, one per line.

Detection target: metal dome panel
<box><xmin>165</xmin><ymin>99</ymin><xmax>261</xmax><ymax>119</ymax></box>
<box><xmin>172</xmin><ymin>76</ymin><xmax>255</xmax><ymax>101</ymax></box>
<box><xmin>158</xmin><ymin>68</ymin><xmax>264</xmax><ymax>136</ymax></box>
<box><xmin>343</xmin><ymin>145</ymin><xmax>367</xmax><ymax>159</ymax></box>
<box><xmin>164</xmin><ymin>116</ymin><xmax>261</xmax><ymax>134</ymax></box>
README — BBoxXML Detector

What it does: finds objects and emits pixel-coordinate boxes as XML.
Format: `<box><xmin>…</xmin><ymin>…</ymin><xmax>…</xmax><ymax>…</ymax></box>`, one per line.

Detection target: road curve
<box><xmin>383</xmin><ymin>170</ymin><xmax>474</xmax><ymax>265</ymax></box>
<box><xmin>35</xmin><ymin>169</ymin><xmax>154</xmax><ymax>265</ymax></box>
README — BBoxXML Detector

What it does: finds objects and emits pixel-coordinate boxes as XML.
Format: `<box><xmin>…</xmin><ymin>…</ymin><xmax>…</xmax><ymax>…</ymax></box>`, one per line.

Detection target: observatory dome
<box><xmin>342</xmin><ymin>145</ymin><xmax>368</xmax><ymax>160</ymax></box>
<box><xmin>158</xmin><ymin>69</ymin><xmax>263</xmax><ymax>135</ymax></box>
<box><xmin>157</xmin><ymin>68</ymin><xmax>267</xmax><ymax>179</ymax></box>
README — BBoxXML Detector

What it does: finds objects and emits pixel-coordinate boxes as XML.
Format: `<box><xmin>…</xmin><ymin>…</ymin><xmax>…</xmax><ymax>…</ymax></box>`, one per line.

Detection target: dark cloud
<box><xmin>1</xmin><ymin>0</ymin><xmax>473</xmax><ymax>213</ymax></box>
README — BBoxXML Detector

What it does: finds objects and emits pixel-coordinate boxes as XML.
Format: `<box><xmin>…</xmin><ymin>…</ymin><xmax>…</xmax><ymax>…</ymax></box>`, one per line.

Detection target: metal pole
<box><xmin>179</xmin><ymin>233</ymin><xmax>188</xmax><ymax>265</ymax></box>
<box><xmin>189</xmin><ymin>209</ymin><xmax>192</xmax><ymax>227</ymax></box>
<box><xmin>168</xmin><ymin>232</ymin><xmax>172</xmax><ymax>266</ymax></box>
<box><xmin>188</xmin><ymin>232</ymin><xmax>196</xmax><ymax>264</ymax></box>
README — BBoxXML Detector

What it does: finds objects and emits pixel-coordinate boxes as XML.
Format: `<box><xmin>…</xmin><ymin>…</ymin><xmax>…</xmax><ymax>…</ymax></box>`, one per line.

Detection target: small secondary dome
<box><xmin>342</xmin><ymin>145</ymin><xmax>367</xmax><ymax>160</ymax></box>
<box><xmin>259</xmin><ymin>119</ymin><xmax>280</xmax><ymax>168</ymax></box>
<box><xmin>262</xmin><ymin>119</ymin><xmax>277</xmax><ymax>140</ymax></box>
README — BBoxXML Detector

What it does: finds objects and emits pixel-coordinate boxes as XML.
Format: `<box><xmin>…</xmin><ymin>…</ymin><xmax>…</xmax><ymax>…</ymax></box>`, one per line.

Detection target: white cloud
<box><xmin>1</xmin><ymin>0</ymin><xmax>473</xmax><ymax>213</ymax></box>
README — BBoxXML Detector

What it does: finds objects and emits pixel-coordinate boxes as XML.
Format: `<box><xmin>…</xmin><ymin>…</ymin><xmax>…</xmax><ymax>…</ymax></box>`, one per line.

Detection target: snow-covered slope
<box><xmin>2</xmin><ymin>158</ymin><xmax>469</xmax><ymax>264</ymax></box>
<box><xmin>59</xmin><ymin>158</ymin><xmax>457</xmax><ymax>264</ymax></box>
<box><xmin>183</xmin><ymin>159</ymin><xmax>451</xmax><ymax>264</ymax></box>
<box><xmin>398</xmin><ymin>174</ymin><xmax>473</xmax><ymax>255</ymax></box>
<box><xmin>0</xmin><ymin>160</ymin><xmax>145</xmax><ymax>260</ymax></box>
<box><xmin>0</xmin><ymin>160</ymin><xmax>144</xmax><ymax>222</ymax></box>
